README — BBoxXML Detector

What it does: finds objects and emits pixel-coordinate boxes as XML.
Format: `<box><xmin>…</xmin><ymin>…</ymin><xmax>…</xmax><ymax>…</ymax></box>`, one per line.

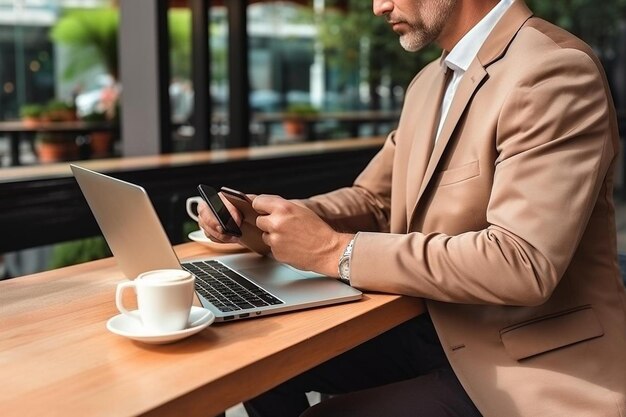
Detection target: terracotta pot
<box><xmin>90</xmin><ymin>131</ymin><xmax>113</xmax><ymax>157</ymax></box>
<box><xmin>283</xmin><ymin>119</ymin><xmax>305</xmax><ymax>136</ymax></box>
<box><xmin>36</xmin><ymin>141</ymin><xmax>79</xmax><ymax>163</ymax></box>
<box><xmin>22</xmin><ymin>117</ymin><xmax>40</xmax><ymax>128</ymax></box>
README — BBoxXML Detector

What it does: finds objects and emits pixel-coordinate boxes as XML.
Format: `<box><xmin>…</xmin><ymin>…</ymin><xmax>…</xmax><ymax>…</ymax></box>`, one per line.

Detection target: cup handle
<box><xmin>115</xmin><ymin>281</ymin><xmax>142</xmax><ymax>325</ymax></box>
<box><xmin>188</xmin><ymin>309</ymin><xmax>212</xmax><ymax>328</ymax></box>
<box><xmin>186</xmin><ymin>198</ymin><xmax>200</xmax><ymax>222</ymax></box>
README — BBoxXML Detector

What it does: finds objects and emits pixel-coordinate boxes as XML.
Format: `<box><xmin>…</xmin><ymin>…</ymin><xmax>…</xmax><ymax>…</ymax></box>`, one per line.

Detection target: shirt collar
<box><xmin>441</xmin><ymin>0</ymin><xmax>514</xmax><ymax>73</ymax></box>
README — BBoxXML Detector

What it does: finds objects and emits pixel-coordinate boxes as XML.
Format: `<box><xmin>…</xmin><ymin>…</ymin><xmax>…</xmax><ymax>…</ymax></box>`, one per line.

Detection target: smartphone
<box><xmin>197</xmin><ymin>184</ymin><xmax>242</xmax><ymax>237</ymax></box>
<box><xmin>220</xmin><ymin>186</ymin><xmax>271</xmax><ymax>256</ymax></box>
<box><xmin>220</xmin><ymin>186</ymin><xmax>252</xmax><ymax>204</ymax></box>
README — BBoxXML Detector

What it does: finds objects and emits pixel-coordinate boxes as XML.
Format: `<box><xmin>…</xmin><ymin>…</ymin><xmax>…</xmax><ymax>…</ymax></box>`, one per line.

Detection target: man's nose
<box><xmin>373</xmin><ymin>0</ymin><xmax>394</xmax><ymax>16</ymax></box>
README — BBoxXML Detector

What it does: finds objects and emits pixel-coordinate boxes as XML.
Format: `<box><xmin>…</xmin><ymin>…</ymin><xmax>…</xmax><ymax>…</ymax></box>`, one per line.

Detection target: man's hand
<box><xmin>197</xmin><ymin>194</ymin><xmax>243</xmax><ymax>244</ymax></box>
<box><xmin>253</xmin><ymin>194</ymin><xmax>354</xmax><ymax>277</ymax></box>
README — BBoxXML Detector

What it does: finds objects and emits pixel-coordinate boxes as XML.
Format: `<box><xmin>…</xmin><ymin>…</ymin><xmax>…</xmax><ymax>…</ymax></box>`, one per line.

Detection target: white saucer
<box><xmin>188</xmin><ymin>230</ymin><xmax>245</xmax><ymax>253</ymax></box>
<box><xmin>106</xmin><ymin>306</ymin><xmax>215</xmax><ymax>344</ymax></box>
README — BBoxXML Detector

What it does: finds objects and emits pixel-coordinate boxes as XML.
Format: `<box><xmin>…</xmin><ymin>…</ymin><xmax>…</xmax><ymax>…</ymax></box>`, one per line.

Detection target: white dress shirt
<box><xmin>435</xmin><ymin>0</ymin><xmax>515</xmax><ymax>141</ymax></box>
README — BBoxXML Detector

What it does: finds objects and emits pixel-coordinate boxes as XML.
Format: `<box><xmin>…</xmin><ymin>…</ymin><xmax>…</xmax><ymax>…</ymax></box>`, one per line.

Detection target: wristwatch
<box><xmin>338</xmin><ymin>237</ymin><xmax>355</xmax><ymax>284</ymax></box>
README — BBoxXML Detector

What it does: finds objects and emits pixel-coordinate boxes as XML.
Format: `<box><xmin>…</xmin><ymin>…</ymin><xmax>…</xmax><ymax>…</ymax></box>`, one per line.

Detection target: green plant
<box><xmin>80</xmin><ymin>110</ymin><xmax>108</xmax><ymax>122</ymax></box>
<box><xmin>286</xmin><ymin>103</ymin><xmax>319</xmax><ymax>117</ymax></box>
<box><xmin>46</xmin><ymin>100</ymin><xmax>74</xmax><ymax>112</ymax></box>
<box><xmin>19</xmin><ymin>103</ymin><xmax>44</xmax><ymax>119</ymax></box>
<box><xmin>51</xmin><ymin>7</ymin><xmax>197</xmax><ymax>82</ymax></box>
<box><xmin>44</xmin><ymin>100</ymin><xmax>77</xmax><ymax>121</ymax></box>
<box><xmin>50</xmin><ymin>8</ymin><xmax>119</xmax><ymax>80</ymax></box>
<box><xmin>183</xmin><ymin>221</ymin><xmax>198</xmax><ymax>240</ymax></box>
<box><xmin>283</xmin><ymin>103</ymin><xmax>318</xmax><ymax>137</ymax></box>
<box><xmin>49</xmin><ymin>236</ymin><xmax>112</xmax><ymax>269</ymax></box>
<box><xmin>169</xmin><ymin>9</ymin><xmax>192</xmax><ymax>79</ymax></box>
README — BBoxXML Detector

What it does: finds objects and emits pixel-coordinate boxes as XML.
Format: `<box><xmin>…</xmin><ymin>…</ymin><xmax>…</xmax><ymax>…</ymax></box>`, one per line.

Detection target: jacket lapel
<box><xmin>413</xmin><ymin>63</ymin><xmax>487</xmax><ymax>206</ymax></box>
<box><xmin>406</xmin><ymin>0</ymin><xmax>533</xmax><ymax>231</ymax></box>
<box><xmin>405</xmin><ymin>66</ymin><xmax>450</xmax><ymax>227</ymax></box>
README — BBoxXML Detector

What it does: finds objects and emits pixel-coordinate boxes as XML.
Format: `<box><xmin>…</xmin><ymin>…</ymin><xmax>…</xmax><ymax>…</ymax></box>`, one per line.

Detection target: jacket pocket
<box><xmin>435</xmin><ymin>160</ymin><xmax>480</xmax><ymax>187</ymax></box>
<box><xmin>499</xmin><ymin>305</ymin><xmax>604</xmax><ymax>361</ymax></box>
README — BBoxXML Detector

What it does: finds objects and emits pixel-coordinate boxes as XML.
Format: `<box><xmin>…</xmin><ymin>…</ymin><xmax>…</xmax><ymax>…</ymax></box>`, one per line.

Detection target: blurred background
<box><xmin>1</xmin><ymin>0</ymin><xmax>626</xmax><ymax>279</ymax></box>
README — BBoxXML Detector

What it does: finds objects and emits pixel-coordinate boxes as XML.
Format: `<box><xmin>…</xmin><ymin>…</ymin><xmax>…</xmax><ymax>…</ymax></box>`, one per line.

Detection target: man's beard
<box><xmin>399</xmin><ymin>23</ymin><xmax>437</xmax><ymax>52</ymax></box>
<box><xmin>393</xmin><ymin>0</ymin><xmax>457</xmax><ymax>52</ymax></box>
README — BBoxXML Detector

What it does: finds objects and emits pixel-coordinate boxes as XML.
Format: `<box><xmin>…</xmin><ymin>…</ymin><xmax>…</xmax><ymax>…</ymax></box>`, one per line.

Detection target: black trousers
<box><xmin>244</xmin><ymin>314</ymin><xmax>482</xmax><ymax>417</ymax></box>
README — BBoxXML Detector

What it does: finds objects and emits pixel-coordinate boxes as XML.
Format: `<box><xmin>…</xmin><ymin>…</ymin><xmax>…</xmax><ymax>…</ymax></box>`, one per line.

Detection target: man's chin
<box><xmin>399</xmin><ymin>29</ymin><xmax>437</xmax><ymax>52</ymax></box>
<box><xmin>399</xmin><ymin>36</ymin><xmax>424</xmax><ymax>52</ymax></box>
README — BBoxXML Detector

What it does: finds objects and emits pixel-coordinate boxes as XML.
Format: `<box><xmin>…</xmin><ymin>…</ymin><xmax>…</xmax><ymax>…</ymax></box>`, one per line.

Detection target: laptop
<box><xmin>71</xmin><ymin>164</ymin><xmax>362</xmax><ymax>322</ymax></box>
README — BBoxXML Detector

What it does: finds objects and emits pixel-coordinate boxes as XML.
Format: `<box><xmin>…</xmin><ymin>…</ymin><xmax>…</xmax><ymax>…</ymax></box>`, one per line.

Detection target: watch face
<box><xmin>340</xmin><ymin>258</ymin><xmax>350</xmax><ymax>279</ymax></box>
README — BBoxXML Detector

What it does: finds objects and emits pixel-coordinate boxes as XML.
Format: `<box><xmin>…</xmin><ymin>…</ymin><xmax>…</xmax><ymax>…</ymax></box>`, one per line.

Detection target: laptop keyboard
<box><xmin>182</xmin><ymin>260</ymin><xmax>283</xmax><ymax>313</ymax></box>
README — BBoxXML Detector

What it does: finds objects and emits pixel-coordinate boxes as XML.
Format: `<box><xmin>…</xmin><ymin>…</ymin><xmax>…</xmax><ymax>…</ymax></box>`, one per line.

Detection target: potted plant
<box><xmin>32</xmin><ymin>100</ymin><xmax>82</xmax><ymax>162</ymax></box>
<box><xmin>43</xmin><ymin>100</ymin><xmax>77</xmax><ymax>122</ymax></box>
<box><xmin>35</xmin><ymin>132</ymin><xmax>79</xmax><ymax>163</ymax></box>
<box><xmin>19</xmin><ymin>104</ymin><xmax>44</xmax><ymax>127</ymax></box>
<box><xmin>283</xmin><ymin>103</ymin><xmax>318</xmax><ymax>137</ymax></box>
<box><xmin>81</xmin><ymin>110</ymin><xmax>113</xmax><ymax>157</ymax></box>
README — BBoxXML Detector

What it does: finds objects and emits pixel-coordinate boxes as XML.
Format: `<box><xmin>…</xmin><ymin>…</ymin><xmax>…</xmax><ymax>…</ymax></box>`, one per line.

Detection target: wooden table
<box><xmin>0</xmin><ymin>243</ymin><xmax>424</xmax><ymax>417</ymax></box>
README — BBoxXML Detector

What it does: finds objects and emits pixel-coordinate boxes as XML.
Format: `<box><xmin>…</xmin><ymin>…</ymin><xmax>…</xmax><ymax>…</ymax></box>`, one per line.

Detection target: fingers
<box><xmin>251</xmin><ymin>195</ymin><xmax>338</xmax><ymax>274</ymax></box>
<box><xmin>251</xmin><ymin>194</ymin><xmax>281</xmax><ymax>215</ymax></box>
<box><xmin>254</xmin><ymin>195</ymin><xmax>306</xmax><ymax>245</ymax></box>
<box><xmin>197</xmin><ymin>200</ymin><xmax>239</xmax><ymax>244</ymax></box>
<box><xmin>251</xmin><ymin>195</ymin><xmax>278</xmax><ymax>248</ymax></box>
<box><xmin>253</xmin><ymin>195</ymin><xmax>289</xmax><ymax>233</ymax></box>
<box><xmin>220</xmin><ymin>193</ymin><xmax>244</xmax><ymax>225</ymax></box>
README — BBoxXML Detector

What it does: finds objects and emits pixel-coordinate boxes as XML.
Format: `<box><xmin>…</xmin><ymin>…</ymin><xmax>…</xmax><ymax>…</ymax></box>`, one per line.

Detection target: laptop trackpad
<box><xmin>239</xmin><ymin>264</ymin><xmax>353</xmax><ymax>303</ymax></box>
<box><xmin>221</xmin><ymin>254</ymin><xmax>321</xmax><ymax>280</ymax></box>
<box><xmin>240</xmin><ymin>263</ymin><xmax>321</xmax><ymax>283</ymax></box>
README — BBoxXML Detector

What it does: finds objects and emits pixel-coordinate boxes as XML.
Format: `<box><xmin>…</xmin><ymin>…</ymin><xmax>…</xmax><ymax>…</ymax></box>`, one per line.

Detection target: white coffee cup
<box><xmin>115</xmin><ymin>269</ymin><xmax>198</xmax><ymax>333</ymax></box>
<box><xmin>186</xmin><ymin>196</ymin><xmax>204</xmax><ymax>222</ymax></box>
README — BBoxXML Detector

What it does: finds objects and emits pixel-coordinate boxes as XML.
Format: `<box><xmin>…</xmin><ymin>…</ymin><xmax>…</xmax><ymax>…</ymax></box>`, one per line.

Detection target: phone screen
<box><xmin>197</xmin><ymin>184</ymin><xmax>242</xmax><ymax>237</ymax></box>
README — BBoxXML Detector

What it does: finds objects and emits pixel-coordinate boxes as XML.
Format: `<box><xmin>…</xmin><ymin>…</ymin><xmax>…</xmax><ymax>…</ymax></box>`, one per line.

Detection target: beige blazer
<box><xmin>303</xmin><ymin>1</ymin><xmax>626</xmax><ymax>415</ymax></box>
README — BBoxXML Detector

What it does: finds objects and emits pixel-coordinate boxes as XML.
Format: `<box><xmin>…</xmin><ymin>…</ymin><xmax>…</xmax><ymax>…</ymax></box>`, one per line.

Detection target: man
<box><xmin>199</xmin><ymin>0</ymin><xmax>626</xmax><ymax>415</ymax></box>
